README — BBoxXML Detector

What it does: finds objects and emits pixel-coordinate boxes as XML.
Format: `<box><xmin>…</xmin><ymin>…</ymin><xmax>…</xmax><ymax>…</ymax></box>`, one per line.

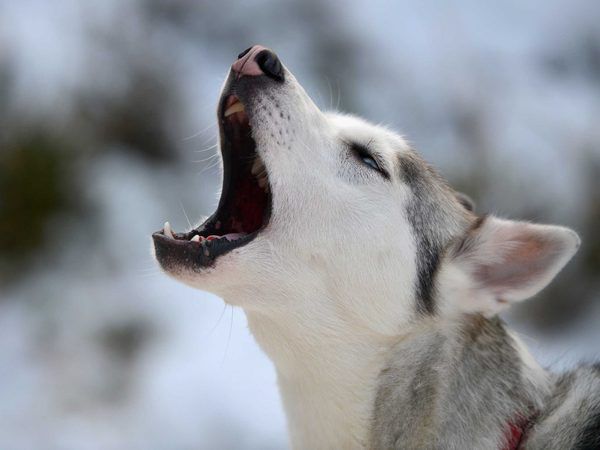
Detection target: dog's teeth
<box><xmin>223</xmin><ymin>233</ymin><xmax>245</xmax><ymax>241</ymax></box>
<box><xmin>191</xmin><ymin>235</ymin><xmax>200</xmax><ymax>242</ymax></box>
<box><xmin>224</xmin><ymin>102</ymin><xmax>245</xmax><ymax>117</ymax></box>
<box><xmin>164</xmin><ymin>221</ymin><xmax>174</xmax><ymax>239</ymax></box>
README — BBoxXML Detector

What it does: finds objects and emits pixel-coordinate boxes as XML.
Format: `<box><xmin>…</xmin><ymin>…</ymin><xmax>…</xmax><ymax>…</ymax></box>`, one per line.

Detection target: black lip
<box><xmin>152</xmin><ymin>75</ymin><xmax>273</xmax><ymax>272</ymax></box>
<box><xmin>152</xmin><ymin>229</ymin><xmax>260</xmax><ymax>272</ymax></box>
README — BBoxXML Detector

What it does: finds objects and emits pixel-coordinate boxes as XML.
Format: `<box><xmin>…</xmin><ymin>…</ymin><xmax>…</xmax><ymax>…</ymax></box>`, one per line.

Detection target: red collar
<box><xmin>502</xmin><ymin>414</ymin><xmax>536</xmax><ymax>450</ymax></box>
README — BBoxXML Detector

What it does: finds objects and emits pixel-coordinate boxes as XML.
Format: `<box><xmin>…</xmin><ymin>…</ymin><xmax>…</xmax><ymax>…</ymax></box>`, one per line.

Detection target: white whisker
<box><xmin>325</xmin><ymin>75</ymin><xmax>334</xmax><ymax>110</ymax></box>
<box><xmin>182</xmin><ymin>122</ymin><xmax>217</xmax><ymax>141</ymax></box>
<box><xmin>193</xmin><ymin>142</ymin><xmax>219</xmax><ymax>154</ymax></box>
<box><xmin>191</xmin><ymin>152</ymin><xmax>221</xmax><ymax>164</ymax></box>
<box><xmin>202</xmin><ymin>303</ymin><xmax>228</xmax><ymax>339</ymax></box>
<box><xmin>179</xmin><ymin>200</ymin><xmax>193</xmax><ymax>229</ymax></box>
<box><xmin>198</xmin><ymin>158</ymin><xmax>223</xmax><ymax>175</ymax></box>
<box><xmin>220</xmin><ymin>306</ymin><xmax>235</xmax><ymax>368</ymax></box>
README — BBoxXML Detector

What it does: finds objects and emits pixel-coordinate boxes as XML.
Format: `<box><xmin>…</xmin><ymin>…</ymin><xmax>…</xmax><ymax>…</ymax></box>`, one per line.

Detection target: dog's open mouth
<box><xmin>152</xmin><ymin>94</ymin><xmax>272</xmax><ymax>270</ymax></box>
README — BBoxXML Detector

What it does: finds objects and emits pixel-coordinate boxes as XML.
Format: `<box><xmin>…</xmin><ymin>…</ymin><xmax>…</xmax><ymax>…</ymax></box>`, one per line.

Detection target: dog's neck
<box><xmin>239</xmin><ymin>291</ymin><xmax>549</xmax><ymax>450</ymax></box>
<box><xmin>245</xmin><ymin>304</ymin><xmax>392</xmax><ymax>449</ymax></box>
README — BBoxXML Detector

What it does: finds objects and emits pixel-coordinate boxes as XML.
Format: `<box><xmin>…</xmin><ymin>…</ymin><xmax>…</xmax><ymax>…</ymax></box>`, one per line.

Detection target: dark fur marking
<box><xmin>399</xmin><ymin>154</ymin><xmax>421</xmax><ymax>185</ymax></box>
<box><xmin>399</xmin><ymin>155</ymin><xmax>444</xmax><ymax>315</ymax></box>
<box><xmin>450</xmin><ymin>215</ymin><xmax>487</xmax><ymax>259</ymax></box>
<box><xmin>455</xmin><ymin>192</ymin><xmax>476</xmax><ymax>212</ymax></box>
<box><xmin>414</xmin><ymin>238</ymin><xmax>441</xmax><ymax>315</ymax></box>
<box><xmin>397</xmin><ymin>150</ymin><xmax>474</xmax><ymax>316</ymax></box>
<box><xmin>574</xmin><ymin>413</ymin><xmax>600</xmax><ymax>450</ymax></box>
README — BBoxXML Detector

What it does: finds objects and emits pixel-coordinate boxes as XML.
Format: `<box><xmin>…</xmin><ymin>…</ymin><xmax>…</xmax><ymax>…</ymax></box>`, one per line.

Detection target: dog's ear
<box><xmin>438</xmin><ymin>216</ymin><xmax>580</xmax><ymax>317</ymax></box>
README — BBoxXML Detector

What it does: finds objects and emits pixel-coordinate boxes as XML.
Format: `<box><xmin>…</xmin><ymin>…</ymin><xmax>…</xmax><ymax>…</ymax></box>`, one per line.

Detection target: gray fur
<box><xmin>523</xmin><ymin>366</ymin><xmax>600</xmax><ymax>449</ymax></box>
<box><xmin>455</xmin><ymin>192</ymin><xmax>476</xmax><ymax>212</ymax></box>
<box><xmin>373</xmin><ymin>152</ymin><xmax>600</xmax><ymax>449</ymax></box>
<box><xmin>398</xmin><ymin>151</ymin><xmax>472</xmax><ymax>315</ymax></box>
<box><xmin>369</xmin><ymin>315</ymin><xmax>600</xmax><ymax>449</ymax></box>
<box><xmin>370</xmin><ymin>316</ymin><xmax>542</xmax><ymax>449</ymax></box>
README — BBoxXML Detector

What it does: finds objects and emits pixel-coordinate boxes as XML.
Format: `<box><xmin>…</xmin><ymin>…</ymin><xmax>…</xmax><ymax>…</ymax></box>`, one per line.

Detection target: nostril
<box><xmin>237</xmin><ymin>47</ymin><xmax>253</xmax><ymax>60</ymax></box>
<box><xmin>232</xmin><ymin>45</ymin><xmax>284</xmax><ymax>80</ymax></box>
<box><xmin>255</xmin><ymin>50</ymin><xmax>284</xmax><ymax>82</ymax></box>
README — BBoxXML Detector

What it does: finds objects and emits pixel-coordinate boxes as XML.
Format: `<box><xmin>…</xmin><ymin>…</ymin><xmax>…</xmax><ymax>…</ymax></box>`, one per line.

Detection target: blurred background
<box><xmin>1</xmin><ymin>0</ymin><xmax>599</xmax><ymax>448</ymax></box>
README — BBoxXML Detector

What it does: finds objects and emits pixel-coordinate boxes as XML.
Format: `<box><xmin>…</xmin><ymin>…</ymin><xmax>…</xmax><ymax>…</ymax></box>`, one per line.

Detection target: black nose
<box><xmin>255</xmin><ymin>50</ymin><xmax>283</xmax><ymax>81</ymax></box>
<box><xmin>232</xmin><ymin>45</ymin><xmax>284</xmax><ymax>82</ymax></box>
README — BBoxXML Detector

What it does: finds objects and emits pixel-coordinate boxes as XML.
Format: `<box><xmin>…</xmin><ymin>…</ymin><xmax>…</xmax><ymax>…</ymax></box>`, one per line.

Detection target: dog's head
<box><xmin>153</xmin><ymin>46</ymin><xmax>580</xmax><ymax>332</ymax></box>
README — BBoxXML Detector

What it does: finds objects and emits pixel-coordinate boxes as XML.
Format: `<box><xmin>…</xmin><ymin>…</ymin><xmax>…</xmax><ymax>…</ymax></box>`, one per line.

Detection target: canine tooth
<box><xmin>224</xmin><ymin>102</ymin><xmax>245</xmax><ymax>117</ymax></box>
<box><xmin>164</xmin><ymin>221</ymin><xmax>174</xmax><ymax>239</ymax></box>
<box><xmin>191</xmin><ymin>235</ymin><xmax>200</xmax><ymax>242</ymax></box>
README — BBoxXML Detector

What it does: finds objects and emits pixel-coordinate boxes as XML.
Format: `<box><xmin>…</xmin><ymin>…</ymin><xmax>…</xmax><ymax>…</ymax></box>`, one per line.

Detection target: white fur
<box><xmin>172</xmin><ymin>70</ymin><xmax>424</xmax><ymax>446</ymax></box>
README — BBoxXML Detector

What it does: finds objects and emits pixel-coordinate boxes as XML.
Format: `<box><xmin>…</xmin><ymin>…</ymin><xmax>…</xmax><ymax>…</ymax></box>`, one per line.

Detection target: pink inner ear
<box><xmin>475</xmin><ymin>234</ymin><xmax>556</xmax><ymax>289</ymax></box>
<box><xmin>459</xmin><ymin>218</ymin><xmax>578</xmax><ymax>302</ymax></box>
<box><xmin>515</xmin><ymin>236</ymin><xmax>546</xmax><ymax>259</ymax></box>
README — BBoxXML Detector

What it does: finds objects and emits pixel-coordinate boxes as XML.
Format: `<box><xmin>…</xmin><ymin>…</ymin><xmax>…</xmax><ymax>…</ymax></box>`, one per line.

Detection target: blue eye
<box><xmin>361</xmin><ymin>154</ymin><xmax>380</xmax><ymax>171</ymax></box>
<box><xmin>350</xmin><ymin>142</ymin><xmax>388</xmax><ymax>178</ymax></box>
<box><xmin>348</xmin><ymin>142</ymin><xmax>389</xmax><ymax>179</ymax></box>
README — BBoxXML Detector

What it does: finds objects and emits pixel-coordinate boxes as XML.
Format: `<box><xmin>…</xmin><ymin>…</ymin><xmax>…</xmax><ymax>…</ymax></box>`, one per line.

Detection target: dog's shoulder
<box><xmin>524</xmin><ymin>364</ymin><xmax>600</xmax><ymax>449</ymax></box>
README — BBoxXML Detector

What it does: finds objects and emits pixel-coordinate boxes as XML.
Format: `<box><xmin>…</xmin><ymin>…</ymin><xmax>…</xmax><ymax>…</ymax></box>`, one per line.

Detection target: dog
<box><xmin>153</xmin><ymin>46</ymin><xmax>599</xmax><ymax>449</ymax></box>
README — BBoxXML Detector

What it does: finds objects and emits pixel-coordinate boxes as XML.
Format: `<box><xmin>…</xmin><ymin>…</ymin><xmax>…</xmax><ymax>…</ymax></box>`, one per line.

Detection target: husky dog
<box><xmin>153</xmin><ymin>46</ymin><xmax>599</xmax><ymax>449</ymax></box>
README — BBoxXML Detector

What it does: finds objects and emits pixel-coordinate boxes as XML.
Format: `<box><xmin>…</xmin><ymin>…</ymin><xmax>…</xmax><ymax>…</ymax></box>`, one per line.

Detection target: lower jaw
<box><xmin>152</xmin><ymin>227</ymin><xmax>260</xmax><ymax>273</ymax></box>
